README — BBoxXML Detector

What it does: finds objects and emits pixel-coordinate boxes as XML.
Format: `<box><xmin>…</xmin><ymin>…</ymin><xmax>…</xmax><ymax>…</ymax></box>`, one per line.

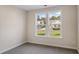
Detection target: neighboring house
<box><xmin>37</xmin><ymin>20</ymin><xmax>45</xmax><ymax>25</ymax></box>
<box><xmin>50</xmin><ymin>20</ymin><xmax>61</xmax><ymax>30</ymax></box>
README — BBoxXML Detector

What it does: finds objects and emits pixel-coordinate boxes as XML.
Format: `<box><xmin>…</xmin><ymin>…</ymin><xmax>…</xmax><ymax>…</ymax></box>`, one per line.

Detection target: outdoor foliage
<box><xmin>50</xmin><ymin>16</ymin><xmax>60</xmax><ymax>20</ymax></box>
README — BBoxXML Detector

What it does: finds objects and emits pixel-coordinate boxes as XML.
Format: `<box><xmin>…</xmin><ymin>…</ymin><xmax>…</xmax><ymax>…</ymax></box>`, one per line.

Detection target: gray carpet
<box><xmin>3</xmin><ymin>43</ymin><xmax>78</xmax><ymax>54</ymax></box>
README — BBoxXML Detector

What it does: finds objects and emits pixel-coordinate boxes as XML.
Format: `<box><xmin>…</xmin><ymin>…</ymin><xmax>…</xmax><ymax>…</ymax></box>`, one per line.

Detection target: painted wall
<box><xmin>77</xmin><ymin>6</ymin><xmax>79</xmax><ymax>52</ymax></box>
<box><xmin>27</xmin><ymin>5</ymin><xmax>77</xmax><ymax>49</ymax></box>
<box><xmin>0</xmin><ymin>6</ymin><xmax>28</xmax><ymax>53</ymax></box>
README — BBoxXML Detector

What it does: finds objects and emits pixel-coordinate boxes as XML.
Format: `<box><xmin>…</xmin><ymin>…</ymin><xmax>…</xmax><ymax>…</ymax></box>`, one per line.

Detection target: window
<box><xmin>35</xmin><ymin>13</ymin><xmax>46</xmax><ymax>36</ymax></box>
<box><xmin>35</xmin><ymin>11</ymin><xmax>62</xmax><ymax>38</ymax></box>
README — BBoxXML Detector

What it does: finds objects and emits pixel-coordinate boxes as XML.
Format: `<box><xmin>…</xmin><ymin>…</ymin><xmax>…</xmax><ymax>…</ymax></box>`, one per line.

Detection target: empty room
<box><xmin>0</xmin><ymin>5</ymin><xmax>79</xmax><ymax>54</ymax></box>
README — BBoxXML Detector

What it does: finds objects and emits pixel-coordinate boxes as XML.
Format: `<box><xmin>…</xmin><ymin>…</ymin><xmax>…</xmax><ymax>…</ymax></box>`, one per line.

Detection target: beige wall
<box><xmin>77</xmin><ymin>6</ymin><xmax>79</xmax><ymax>52</ymax></box>
<box><xmin>27</xmin><ymin>5</ymin><xmax>77</xmax><ymax>49</ymax></box>
<box><xmin>0</xmin><ymin>6</ymin><xmax>28</xmax><ymax>53</ymax></box>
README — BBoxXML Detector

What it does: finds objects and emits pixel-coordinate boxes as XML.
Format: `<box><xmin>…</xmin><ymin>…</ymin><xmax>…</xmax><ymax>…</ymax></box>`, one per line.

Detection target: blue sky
<box><xmin>49</xmin><ymin>12</ymin><xmax>61</xmax><ymax>17</ymax></box>
<box><xmin>37</xmin><ymin>11</ymin><xmax>61</xmax><ymax>19</ymax></box>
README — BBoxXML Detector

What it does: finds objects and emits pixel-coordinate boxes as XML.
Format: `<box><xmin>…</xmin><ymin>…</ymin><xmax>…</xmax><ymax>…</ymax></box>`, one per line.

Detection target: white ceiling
<box><xmin>14</xmin><ymin>5</ymin><xmax>54</xmax><ymax>11</ymax></box>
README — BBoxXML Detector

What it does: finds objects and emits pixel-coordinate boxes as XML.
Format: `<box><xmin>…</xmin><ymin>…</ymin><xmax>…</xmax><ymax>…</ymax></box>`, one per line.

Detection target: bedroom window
<box><xmin>35</xmin><ymin>13</ymin><xmax>46</xmax><ymax>36</ymax></box>
<box><xmin>35</xmin><ymin>11</ymin><xmax>62</xmax><ymax>38</ymax></box>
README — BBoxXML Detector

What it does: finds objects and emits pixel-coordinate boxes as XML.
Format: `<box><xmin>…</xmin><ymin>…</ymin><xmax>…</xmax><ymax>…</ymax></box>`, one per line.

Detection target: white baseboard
<box><xmin>0</xmin><ymin>41</ymin><xmax>27</xmax><ymax>54</ymax></box>
<box><xmin>27</xmin><ymin>41</ymin><xmax>77</xmax><ymax>50</ymax></box>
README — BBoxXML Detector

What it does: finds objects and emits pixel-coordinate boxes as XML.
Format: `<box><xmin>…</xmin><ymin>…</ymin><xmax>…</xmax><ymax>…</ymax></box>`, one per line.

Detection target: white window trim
<box><xmin>34</xmin><ymin>11</ymin><xmax>63</xmax><ymax>39</ymax></box>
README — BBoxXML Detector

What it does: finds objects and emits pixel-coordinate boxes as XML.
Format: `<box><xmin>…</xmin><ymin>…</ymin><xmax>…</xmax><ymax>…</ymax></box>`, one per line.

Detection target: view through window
<box><xmin>35</xmin><ymin>11</ymin><xmax>62</xmax><ymax>38</ymax></box>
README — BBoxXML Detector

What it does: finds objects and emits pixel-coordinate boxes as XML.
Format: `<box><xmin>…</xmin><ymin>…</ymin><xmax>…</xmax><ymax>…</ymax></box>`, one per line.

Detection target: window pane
<box><xmin>36</xmin><ymin>13</ymin><xmax>46</xmax><ymax>36</ymax></box>
<box><xmin>48</xmin><ymin>11</ymin><xmax>62</xmax><ymax>37</ymax></box>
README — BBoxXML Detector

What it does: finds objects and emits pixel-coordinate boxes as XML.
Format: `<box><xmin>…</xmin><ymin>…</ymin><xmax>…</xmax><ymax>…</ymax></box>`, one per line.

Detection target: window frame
<box><xmin>35</xmin><ymin>11</ymin><xmax>63</xmax><ymax>38</ymax></box>
<box><xmin>35</xmin><ymin>12</ymin><xmax>47</xmax><ymax>37</ymax></box>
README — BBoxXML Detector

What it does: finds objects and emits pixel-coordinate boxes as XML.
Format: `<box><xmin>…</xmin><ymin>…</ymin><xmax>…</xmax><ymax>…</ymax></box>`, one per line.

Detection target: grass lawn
<box><xmin>37</xmin><ymin>30</ymin><xmax>60</xmax><ymax>37</ymax></box>
<box><xmin>37</xmin><ymin>30</ymin><xmax>45</xmax><ymax>35</ymax></box>
<box><xmin>50</xmin><ymin>30</ymin><xmax>60</xmax><ymax>37</ymax></box>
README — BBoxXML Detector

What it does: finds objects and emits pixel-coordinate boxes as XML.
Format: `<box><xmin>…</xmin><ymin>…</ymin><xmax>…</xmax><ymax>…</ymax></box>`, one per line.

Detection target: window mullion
<box><xmin>45</xmin><ymin>13</ymin><xmax>49</xmax><ymax>37</ymax></box>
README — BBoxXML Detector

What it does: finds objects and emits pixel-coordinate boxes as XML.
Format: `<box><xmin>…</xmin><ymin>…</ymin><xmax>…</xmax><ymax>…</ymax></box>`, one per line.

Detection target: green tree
<box><xmin>50</xmin><ymin>16</ymin><xmax>60</xmax><ymax>20</ymax></box>
<box><xmin>57</xmin><ymin>16</ymin><xmax>60</xmax><ymax>20</ymax></box>
<box><xmin>41</xmin><ymin>17</ymin><xmax>46</xmax><ymax>24</ymax></box>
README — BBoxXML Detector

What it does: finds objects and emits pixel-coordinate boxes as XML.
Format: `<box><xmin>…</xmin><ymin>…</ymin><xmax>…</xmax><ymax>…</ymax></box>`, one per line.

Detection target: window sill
<box><xmin>34</xmin><ymin>35</ymin><xmax>63</xmax><ymax>39</ymax></box>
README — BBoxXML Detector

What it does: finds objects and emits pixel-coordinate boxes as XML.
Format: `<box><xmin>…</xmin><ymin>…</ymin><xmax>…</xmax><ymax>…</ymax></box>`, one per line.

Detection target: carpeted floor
<box><xmin>3</xmin><ymin>43</ymin><xmax>78</xmax><ymax>54</ymax></box>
